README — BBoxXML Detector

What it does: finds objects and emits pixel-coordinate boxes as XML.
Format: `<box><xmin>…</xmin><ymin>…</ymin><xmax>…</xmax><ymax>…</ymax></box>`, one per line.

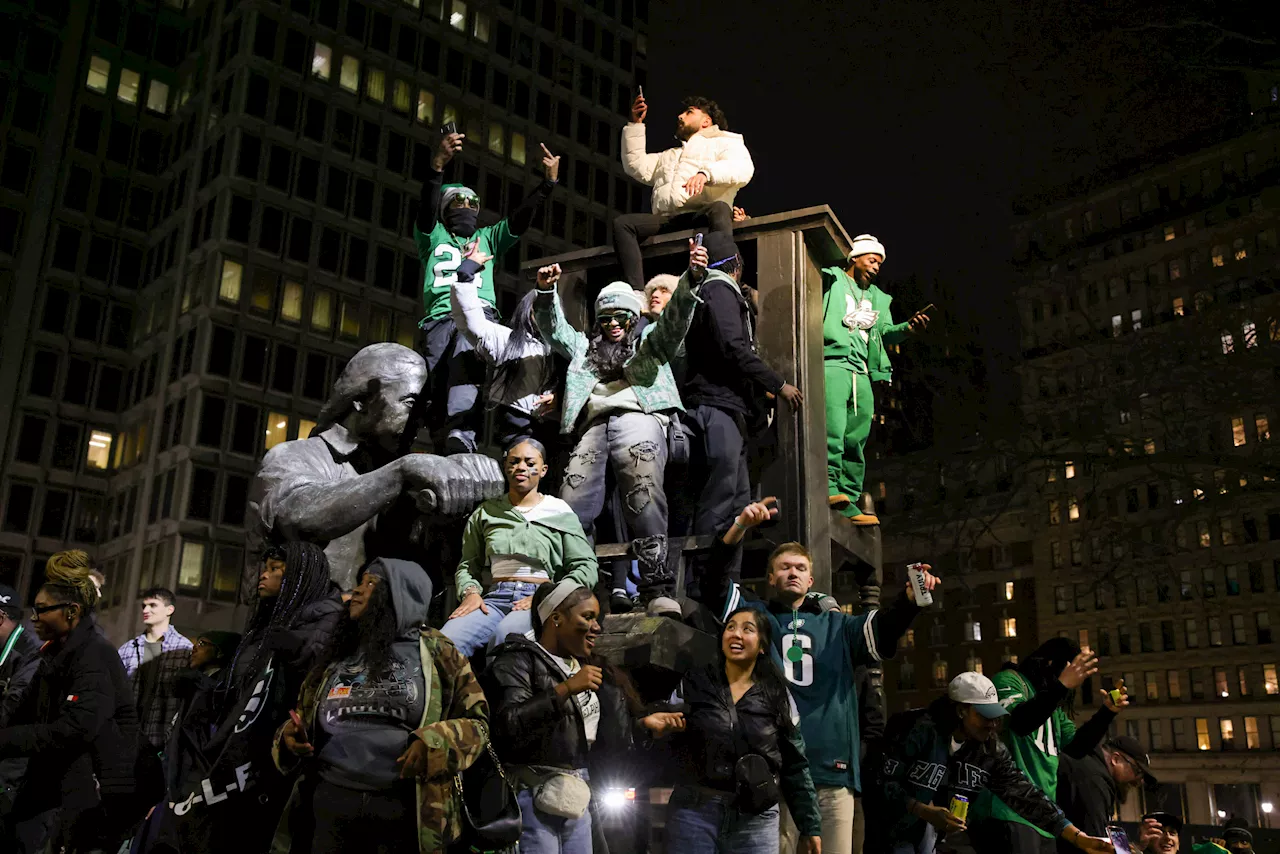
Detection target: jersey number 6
<box><xmin>782</xmin><ymin>633</ymin><xmax>814</xmax><ymax>687</ymax></box>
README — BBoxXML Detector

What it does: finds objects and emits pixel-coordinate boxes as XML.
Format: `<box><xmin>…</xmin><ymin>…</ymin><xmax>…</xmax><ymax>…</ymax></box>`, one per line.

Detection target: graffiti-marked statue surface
<box><xmin>247</xmin><ymin>343</ymin><xmax>504</xmax><ymax>591</ymax></box>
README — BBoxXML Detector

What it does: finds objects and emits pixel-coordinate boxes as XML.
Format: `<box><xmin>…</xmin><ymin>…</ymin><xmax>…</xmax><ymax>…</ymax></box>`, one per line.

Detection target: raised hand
<box><xmin>688</xmin><ymin>237</ymin><xmax>709</xmax><ymax>273</ymax></box>
<box><xmin>536</xmin><ymin>263</ymin><xmax>562</xmax><ymax>290</ymax></box>
<box><xmin>1058</xmin><ymin>650</ymin><xmax>1099</xmax><ymax>690</ymax></box>
<box><xmin>541</xmin><ymin>143</ymin><xmax>560</xmax><ymax>182</ymax></box>
<box><xmin>630</xmin><ymin>93</ymin><xmax>647</xmax><ymax>123</ymax></box>
<box><xmin>904</xmin><ymin>565</ymin><xmax>941</xmax><ymax>604</ymax></box>
<box><xmin>434</xmin><ymin>131</ymin><xmax>465</xmax><ymax>171</ymax></box>
<box><xmin>737</xmin><ymin>497</ymin><xmax>779</xmax><ymax>531</ymax></box>
<box><xmin>1101</xmin><ymin>679</ymin><xmax>1130</xmax><ymax>712</ymax></box>
<box><xmin>464</xmin><ymin>242</ymin><xmax>492</xmax><ymax>267</ymax></box>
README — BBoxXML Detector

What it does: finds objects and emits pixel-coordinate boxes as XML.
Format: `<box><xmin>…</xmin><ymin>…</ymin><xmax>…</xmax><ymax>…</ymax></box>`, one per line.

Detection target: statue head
<box><xmin>315</xmin><ymin>343</ymin><xmax>427</xmax><ymax>453</ymax></box>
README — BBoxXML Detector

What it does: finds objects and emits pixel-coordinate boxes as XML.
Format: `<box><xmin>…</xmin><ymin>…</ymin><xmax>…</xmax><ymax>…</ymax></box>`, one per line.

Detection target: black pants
<box><xmin>968</xmin><ymin>818</ymin><xmax>1058</xmax><ymax>854</ymax></box>
<box><xmin>300</xmin><ymin>778</ymin><xmax>419</xmax><ymax>854</ymax></box>
<box><xmin>613</xmin><ymin>202</ymin><xmax>734</xmax><ymax>289</ymax></box>
<box><xmin>420</xmin><ymin>307</ymin><xmax>499</xmax><ymax>453</ymax></box>
<box><xmin>684</xmin><ymin>404</ymin><xmax>750</xmax><ymax>603</ymax></box>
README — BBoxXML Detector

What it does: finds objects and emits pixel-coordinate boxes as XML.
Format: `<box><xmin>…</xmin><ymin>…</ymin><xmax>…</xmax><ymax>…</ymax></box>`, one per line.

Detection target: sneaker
<box><xmin>645</xmin><ymin>596</ymin><xmax>682</xmax><ymax>618</ymax></box>
<box><xmin>610</xmin><ymin>589</ymin><xmax>634</xmax><ymax>614</ymax></box>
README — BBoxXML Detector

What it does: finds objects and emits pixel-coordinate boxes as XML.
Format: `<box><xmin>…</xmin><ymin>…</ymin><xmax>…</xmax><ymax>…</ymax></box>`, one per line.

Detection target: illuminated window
<box><xmin>311</xmin><ymin>289</ymin><xmax>333</xmax><ymax>331</ymax></box>
<box><xmin>219</xmin><ymin>260</ymin><xmax>243</xmax><ymax>303</ymax></box>
<box><xmin>1112</xmin><ymin>315</ymin><xmax>1122</xmax><ymax>336</ymax></box>
<box><xmin>1078</xmin><ymin>629</ymin><xmax>1089</xmax><ymax>650</ymax></box>
<box><xmin>1046</xmin><ymin>463</ymin><xmax>1058</xmax><ymax>483</ymax></box>
<box><xmin>86</xmin><ymin>55</ymin><xmax>111</xmax><ymax>92</ymax></box>
<box><xmin>118</xmin><ymin>69</ymin><xmax>140</xmax><ymax>104</ymax></box>
<box><xmin>370</xmin><ymin>307</ymin><xmax>391</xmax><ymax>342</ymax></box>
<box><xmin>1233</xmin><ymin>417</ymin><xmax>1247</xmax><ymax>446</ymax></box>
<box><xmin>1212</xmin><ymin>245</ymin><xmax>1225</xmax><ymax>267</ymax></box>
<box><xmin>1168</xmin><ymin>670</ymin><xmax>1181</xmax><ymax>699</ymax></box>
<box><xmin>264</xmin><ymin>412</ymin><xmax>289</xmax><ymax>450</ymax></box>
<box><xmin>313</xmin><ymin>43</ymin><xmax>332</xmax><ymax>79</ymax></box>
<box><xmin>449</xmin><ymin>0</ymin><xmax>467</xmax><ymax>30</ymax></box>
<box><xmin>1131</xmin><ymin>309</ymin><xmax>1143</xmax><ymax>331</ymax></box>
<box><xmin>1244</xmin><ymin>320</ymin><xmax>1258</xmax><ymax>348</ymax></box>
<box><xmin>178</xmin><ymin>540</ymin><xmax>205</xmax><ymax>591</ymax></box>
<box><xmin>1001</xmin><ymin>616</ymin><xmax>1017</xmax><ymax>638</ymax></box>
<box><xmin>340</xmin><ymin>56</ymin><xmax>360</xmax><ymax>92</ymax></box>
<box><xmin>1068</xmin><ymin>498</ymin><xmax>1080</xmax><ymax>521</ymax></box>
<box><xmin>250</xmin><ymin>272</ymin><xmax>275</xmax><ymax>313</ymax></box>
<box><xmin>1169</xmin><ymin>259</ymin><xmax>1182</xmax><ymax>280</ymax></box>
<box><xmin>298</xmin><ymin>418</ymin><xmax>317</xmax><ymax>440</ymax></box>
<box><xmin>85</xmin><ymin>430</ymin><xmax>113</xmax><ymax>470</ymax></box>
<box><xmin>146</xmin><ymin>80</ymin><xmax>170</xmax><ymax>113</ymax></box>
<box><xmin>963</xmin><ymin>617</ymin><xmax>981</xmax><ymax>642</ymax></box>
<box><xmin>441</xmin><ymin>103</ymin><xmax>459</xmax><ymax>126</ymax></box>
<box><xmin>933</xmin><ymin>656</ymin><xmax>948</xmax><ymax>687</ymax></box>
<box><xmin>1003</xmin><ymin>581</ymin><xmax>1014</xmax><ymax>601</ymax></box>
<box><xmin>901</xmin><ymin>628</ymin><xmax>915</xmax><ymax>649</ymax></box>
<box><xmin>1234</xmin><ymin>238</ymin><xmax>1247</xmax><ymax>261</ymax></box>
<box><xmin>1144</xmin><ymin>438</ymin><xmax>1156</xmax><ymax>455</ymax></box>
<box><xmin>1145</xmin><ymin>672</ymin><xmax>1159</xmax><ymax>700</ymax></box>
<box><xmin>1222</xmin><ymin>331</ymin><xmax>1235</xmax><ymax>354</ymax></box>
<box><xmin>417</xmin><ymin>90</ymin><xmax>435</xmax><ymax>124</ymax></box>
<box><xmin>1256</xmin><ymin>414</ymin><xmax>1270</xmax><ymax>442</ymax></box>
<box><xmin>365</xmin><ymin>68</ymin><xmax>386</xmax><ymax>102</ymax></box>
<box><xmin>1198</xmin><ymin>520</ymin><xmax>1211</xmax><ymax>547</ymax></box>
<box><xmin>281</xmin><ymin>281</ymin><xmax>303</xmax><ymax>323</ymax></box>
<box><xmin>1267</xmin><ymin>665</ymin><xmax>1279</xmax><ymax>695</ymax></box>
<box><xmin>339</xmin><ymin>297</ymin><xmax>361</xmax><ymax>338</ymax></box>
<box><xmin>488</xmin><ymin>121</ymin><xmax>505</xmax><ymax>156</ymax></box>
<box><xmin>1220</xmin><ymin>718</ymin><xmax>1235</xmax><ymax>750</ymax></box>
<box><xmin>1048</xmin><ymin>499</ymin><xmax>1061</xmax><ymax>524</ymax></box>
<box><xmin>966</xmin><ymin>654</ymin><xmax>983</xmax><ymax>674</ymax></box>
<box><xmin>1245</xmin><ymin>716</ymin><xmax>1260</xmax><ymax>749</ymax></box>
<box><xmin>1164</xmin><ymin>225</ymin><xmax>1176</xmax><ymax>241</ymax></box>
<box><xmin>1239</xmin><ymin>666</ymin><xmax>1251</xmax><ymax>695</ymax></box>
<box><xmin>1065</xmin><ymin>460</ymin><xmax>1075</xmax><ymax>479</ymax></box>
<box><xmin>473</xmin><ymin>9</ymin><xmax>490</xmax><ymax>40</ymax></box>
<box><xmin>1216</xmin><ymin>667</ymin><xmax>1229</xmax><ymax>697</ymax></box>
<box><xmin>393</xmin><ymin>80</ymin><xmax>411</xmax><ymax>113</ymax></box>
<box><xmin>396</xmin><ymin>316</ymin><xmax>417</xmax><ymax>348</ymax></box>
<box><xmin>1196</xmin><ymin>718</ymin><xmax>1211</xmax><ymax>750</ymax></box>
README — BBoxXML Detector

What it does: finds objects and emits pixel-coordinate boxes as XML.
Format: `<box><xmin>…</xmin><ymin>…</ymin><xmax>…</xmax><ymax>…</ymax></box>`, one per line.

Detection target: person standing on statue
<box><xmin>717</xmin><ymin>498</ymin><xmax>939</xmax><ymax>854</ymax></box>
<box><xmin>248</xmin><ymin>342</ymin><xmax>504</xmax><ymax>593</ymax></box>
<box><xmin>614</xmin><ymin>93</ymin><xmax>754</xmax><ymax>289</ymax></box>
<box><xmin>822</xmin><ymin>235</ymin><xmax>930</xmax><ymax>525</ymax></box>
<box><xmin>415</xmin><ymin>127</ymin><xmax>560</xmax><ymax>453</ymax></box>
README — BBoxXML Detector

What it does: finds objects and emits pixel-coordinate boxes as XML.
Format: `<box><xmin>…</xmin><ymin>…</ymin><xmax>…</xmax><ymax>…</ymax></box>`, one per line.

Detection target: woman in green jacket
<box><xmin>442</xmin><ymin>438</ymin><xmax>598</xmax><ymax>657</ymax></box>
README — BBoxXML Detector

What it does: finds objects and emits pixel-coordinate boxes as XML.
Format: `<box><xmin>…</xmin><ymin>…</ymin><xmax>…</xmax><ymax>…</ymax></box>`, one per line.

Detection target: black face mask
<box><xmin>444</xmin><ymin>208</ymin><xmax>478</xmax><ymax>237</ymax></box>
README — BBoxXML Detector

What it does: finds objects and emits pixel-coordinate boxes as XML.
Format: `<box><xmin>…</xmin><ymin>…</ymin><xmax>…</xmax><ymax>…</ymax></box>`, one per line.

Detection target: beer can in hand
<box><xmin>907</xmin><ymin>563</ymin><xmax>933</xmax><ymax>606</ymax></box>
<box><xmin>949</xmin><ymin>794</ymin><xmax>969</xmax><ymax>822</ymax></box>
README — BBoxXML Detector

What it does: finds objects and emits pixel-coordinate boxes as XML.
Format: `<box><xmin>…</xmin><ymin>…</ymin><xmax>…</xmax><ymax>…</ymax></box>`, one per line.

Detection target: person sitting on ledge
<box><xmin>534</xmin><ymin>240</ymin><xmax>707</xmax><ymax>618</ymax></box>
<box><xmin>614</xmin><ymin>93</ymin><xmax>754</xmax><ymax>290</ymax></box>
<box><xmin>442</xmin><ymin>438</ymin><xmax>598</xmax><ymax>658</ymax></box>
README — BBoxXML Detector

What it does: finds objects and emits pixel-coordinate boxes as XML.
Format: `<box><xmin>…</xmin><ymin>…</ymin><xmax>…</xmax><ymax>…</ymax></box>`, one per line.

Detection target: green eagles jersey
<box><xmin>414</xmin><ymin>220</ymin><xmax>520</xmax><ymax>322</ymax></box>
<box><xmin>973</xmin><ymin>669</ymin><xmax>1077</xmax><ymax>835</ymax></box>
<box><xmin>760</xmin><ymin>602</ymin><xmax>886</xmax><ymax>792</ymax></box>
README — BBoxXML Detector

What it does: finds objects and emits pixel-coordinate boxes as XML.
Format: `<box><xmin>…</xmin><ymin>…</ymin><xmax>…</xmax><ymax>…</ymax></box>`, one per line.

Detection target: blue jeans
<box><xmin>665</xmin><ymin>785</ymin><xmax>779</xmax><ymax>854</ymax></box>
<box><xmin>516</xmin><ymin>769</ymin><xmax>593</xmax><ymax>854</ymax></box>
<box><xmin>440</xmin><ymin>580</ymin><xmax>541</xmax><ymax>658</ymax></box>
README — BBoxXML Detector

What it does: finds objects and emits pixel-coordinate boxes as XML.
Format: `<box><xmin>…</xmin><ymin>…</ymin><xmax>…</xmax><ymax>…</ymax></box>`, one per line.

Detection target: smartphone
<box><xmin>1106</xmin><ymin>825</ymin><xmax>1133</xmax><ymax>854</ymax></box>
<box><xmin>919</xmin><ymin>302</ymin><xmax>936</xmax><ymax>315</ymax></box>
<box><xmin>638</xmin><ymin>84</ymin><xmax>644</xmax><ymax>98</ymax></box>
<box><xmin>694</xmin><ymin>233</ymin><xmax>704</xmax><ymax>248</ymax></box>
<box><xmin>440</xmin><ymin>121</ymin><xmax>458</xmax><ymax>136</ymax></box>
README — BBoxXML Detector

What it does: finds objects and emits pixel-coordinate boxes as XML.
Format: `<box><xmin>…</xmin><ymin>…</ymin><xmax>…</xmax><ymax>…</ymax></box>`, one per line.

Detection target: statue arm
<box><xmin>266</xmin><ymin>459</ymin><xmax>410</xmax><ymax>543</ymax></box>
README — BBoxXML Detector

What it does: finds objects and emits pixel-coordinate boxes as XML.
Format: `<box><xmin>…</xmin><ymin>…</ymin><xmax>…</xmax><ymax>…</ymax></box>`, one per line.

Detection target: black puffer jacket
<box><xmin>483</xmin><ymin>636</ymin><xmax>634</xmax><ymax>770</ymax></box>
<box><xmin>0</xmin><ymin>616</ymin><xmax>139</xmax><ymax>804</ymax></box>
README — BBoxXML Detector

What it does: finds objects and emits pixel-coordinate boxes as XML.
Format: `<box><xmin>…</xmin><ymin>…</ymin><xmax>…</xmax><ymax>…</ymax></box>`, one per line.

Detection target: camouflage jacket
<box><xmin>534</xmin><ymin>271</ymin><xmax>701</xmax><ymax>434</ymax></box>
<box><xmin>273</xmin><ymin>628</ymin><xmax>489</xmax><ymax>853</ymax></box>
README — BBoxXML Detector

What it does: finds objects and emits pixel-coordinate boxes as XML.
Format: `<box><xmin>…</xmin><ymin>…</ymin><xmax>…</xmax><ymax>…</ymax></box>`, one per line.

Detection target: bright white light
<box><xmin>1264</xmin><ymin>802</ymin><xmax>1274</xmax><ymax>814</ymax></box>
<box><xmin>602</xmin><ymin>789</ymin><xmax>628</xmax><ymax>811</ymax></box>
<box><xmin>1222</xmin><ymin>692</ymin><xmax>1230</xmax><ymax>698</ymax></box>
<box><xmin>1218</xmin><ymin>810</ymin><xmax>1227</xmax><ymax>819</ymax></box>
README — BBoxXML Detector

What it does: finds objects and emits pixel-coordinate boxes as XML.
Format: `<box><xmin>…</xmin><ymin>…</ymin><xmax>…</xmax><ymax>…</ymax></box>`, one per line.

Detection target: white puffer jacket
<box><xmin>621</xmin><ymin>123</ymin><xmax>754</xmax><ymax>217</ymax></box>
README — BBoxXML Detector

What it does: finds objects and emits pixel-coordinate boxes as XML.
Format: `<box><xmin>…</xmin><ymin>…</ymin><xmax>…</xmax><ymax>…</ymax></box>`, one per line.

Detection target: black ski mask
<box><xmin>444</xmin><ymin>208</ymin><xmax>479</xmax><ymax>237</ymax></box>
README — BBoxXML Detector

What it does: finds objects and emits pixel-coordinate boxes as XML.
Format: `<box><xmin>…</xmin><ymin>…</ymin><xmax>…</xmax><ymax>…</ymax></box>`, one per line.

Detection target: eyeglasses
<box><xmin>195</xmin><ymin>638</ymin><xmax>215</xmax><ymax>648</ymax></box>
<box><xmin>448</xmin><ymin>195</ymin><xmax>480</xmax><ymax>210</ymax></box>
<box><xmin>32</xmin><ymin>602</ymin><xmax>72</xmax><ymax>617</ymax></box>
<box><xmin>1116</xmin><ymin>752</ymin><xmax>1144</xmax><ymax>779</ymax></box>
<box><xmin>597</xmin><ymin>312</ymin><xmax>632</xmax><ymax>327</ymax></box>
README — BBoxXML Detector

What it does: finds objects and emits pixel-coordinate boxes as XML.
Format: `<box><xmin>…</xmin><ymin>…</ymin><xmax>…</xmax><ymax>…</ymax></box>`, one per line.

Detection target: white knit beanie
<box><xmin>848</xmin><ymin>234</ymin><xmax>886</xmax><ymax>262</ymax></box>
<box><xmin>595</xmin><ymin>282</ymin><xmax>644</xmax><ymax>317</ymax></box>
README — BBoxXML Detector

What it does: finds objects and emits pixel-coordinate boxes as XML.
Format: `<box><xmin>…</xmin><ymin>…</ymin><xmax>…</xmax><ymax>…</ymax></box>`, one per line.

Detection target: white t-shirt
<box><xmin>537</xmin><ymin>642</ymin><xmax>600</xmax><ymax>746</ymax></box>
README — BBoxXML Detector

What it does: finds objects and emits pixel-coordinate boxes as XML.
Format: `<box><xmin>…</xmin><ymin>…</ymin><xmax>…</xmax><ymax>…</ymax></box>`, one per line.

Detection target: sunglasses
<box><xmin>597</xmin><ymin>312</ymin><xmax>632</xmax><ymax>327</ymax></box>
<box><xmin>32</xmin><ymin>602</ymin><xmax>72</xmax><ymax>617</ymax></box>
<box><xmin>449</xmin><ymin>195</ymin><xmax>480</xmax><ymax>210</ymax></box>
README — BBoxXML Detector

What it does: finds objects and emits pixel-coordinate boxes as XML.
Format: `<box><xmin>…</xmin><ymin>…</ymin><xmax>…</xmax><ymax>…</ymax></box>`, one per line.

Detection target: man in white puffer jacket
<box><xmin>615</xmin><ymin>93</ymin><xmax>755</xmax><ymax>288</ymax></box>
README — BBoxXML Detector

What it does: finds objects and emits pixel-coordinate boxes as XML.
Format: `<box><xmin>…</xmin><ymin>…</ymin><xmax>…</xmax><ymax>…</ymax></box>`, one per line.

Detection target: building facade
<box><xmin>0</xmin><ymin>0</ymin><xmax>647</xmax><ymax>641</ymax></box>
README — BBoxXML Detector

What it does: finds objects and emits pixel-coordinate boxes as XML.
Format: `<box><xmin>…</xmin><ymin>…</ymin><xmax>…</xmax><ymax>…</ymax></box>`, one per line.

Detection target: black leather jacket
<box><xmin>483</xmin><ymin>636</ymin><xmax>634</xmax><ymax>771</ymax></box>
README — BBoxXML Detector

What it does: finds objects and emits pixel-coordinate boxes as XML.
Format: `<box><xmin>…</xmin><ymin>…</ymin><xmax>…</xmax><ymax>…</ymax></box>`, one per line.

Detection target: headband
<box><xmin>537</xmin><ymin>579</ymin><xmax>585</xmax><ymax>623</ymax></box>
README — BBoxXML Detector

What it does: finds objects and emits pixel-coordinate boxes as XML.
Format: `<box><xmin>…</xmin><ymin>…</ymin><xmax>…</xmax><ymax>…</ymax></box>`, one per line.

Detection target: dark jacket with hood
<box><xmin>483</xmin><ymin>634</ymin><xmax>636</xmax><ymax>773</ymax></box>
<box><xmin>680</xmin><ymin>268</ymin><xmax>785</xmax><ymax>419</ymax></box>
<box><xmin>1055</xmin><ymin>748</ymin><xmax>1118</xmax><ymax>843</ymax></box>
<box><xmin>0</xmin><ymin>623</ymin><xmax>44</xmax><ymax>800</ymax></box>
<box><xmin>0</xmin><ymin>615</ymin><xmax>139</xmax><ymax>810</ymax></box>
<box><xmin>669</xmin><ymin>663</ymin><xmax>821</xmax><ymax>834</ymax></box>
<box><xmin>875</xmin><ymin>700</ymin><xmax>1070</xmax><ymax>849</ymax></box>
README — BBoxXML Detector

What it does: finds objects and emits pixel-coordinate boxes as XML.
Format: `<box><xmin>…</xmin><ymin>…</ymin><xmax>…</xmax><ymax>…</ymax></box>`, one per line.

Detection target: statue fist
<box><xmin>401</xmin><ymin>454</ymin><xmax>504</xmax><ymax>516</ymax></box>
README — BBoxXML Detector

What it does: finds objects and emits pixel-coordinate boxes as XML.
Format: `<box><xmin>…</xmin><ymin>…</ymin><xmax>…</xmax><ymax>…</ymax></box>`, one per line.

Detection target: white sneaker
<box><xmin>646</xmin><ymin>596</ymin><xmax>682</xmax><ymax>618</ymax></box>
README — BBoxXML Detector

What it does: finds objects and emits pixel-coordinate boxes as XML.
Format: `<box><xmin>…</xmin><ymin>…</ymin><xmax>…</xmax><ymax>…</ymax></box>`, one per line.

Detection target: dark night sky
<box><xmin>644</xmin><ymin>0</ymin><xmax>1246</xmax><ymax>309</ymax></box>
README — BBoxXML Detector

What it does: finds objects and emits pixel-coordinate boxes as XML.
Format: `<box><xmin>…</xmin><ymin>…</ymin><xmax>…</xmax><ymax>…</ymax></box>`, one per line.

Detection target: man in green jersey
<box><xmin>969</xmin><ymin>637</ymin><xmax>1129</xmax><ymax>853</ymax></box>
<box><xmin>415</xmin><ymin>129</ymin><xmax>560</xmax><ymax>452</ymax></box>
<box><xmin>821</xmin><ymin>234</ymin><xmax>930</xmax><ymax>525</ymax></box>
<box><xmin>720</xmin><ymin>498</ymin><xmax>940</xmax><ymax>854</ymax></box>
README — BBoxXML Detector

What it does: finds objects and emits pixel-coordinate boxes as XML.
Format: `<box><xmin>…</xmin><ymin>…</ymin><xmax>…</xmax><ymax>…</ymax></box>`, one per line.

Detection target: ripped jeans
<box><xmin>560</xmin><ymin>412</ymin><xmax>671</xmax><ymax>597</ymax></box>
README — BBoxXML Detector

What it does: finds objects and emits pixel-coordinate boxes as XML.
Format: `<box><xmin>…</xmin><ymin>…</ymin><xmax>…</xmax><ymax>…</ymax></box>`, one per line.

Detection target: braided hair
<box><xmin>226</xmin><ymin>541</ymin><xmax>333</xmax><ymax>693</ymax></box>
<box><xmin>42</xmin><ymin>550</ymin><xmax>100</xmax><ymax>619</ymax></box>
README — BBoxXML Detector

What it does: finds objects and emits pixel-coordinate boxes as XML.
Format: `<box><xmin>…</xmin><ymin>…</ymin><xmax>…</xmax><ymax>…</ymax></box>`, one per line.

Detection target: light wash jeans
<box><xmin>665</xmin><ymin>785</ymin><xmax>780</xmax><ymax>854</ymax></box>
<box><xmin>440</xmin><ymin>580</ymin><xmax>541</xmax><ymax>658</ymax></box>
<box><xmin>515</xmin><ymin>768</ymin><xmax>592</xmax><ymax>854</ymax></box>
<box><xmin>780</xmin><ymin>785</ymin><xmax>856</xmax><ymax>854</ymax></box>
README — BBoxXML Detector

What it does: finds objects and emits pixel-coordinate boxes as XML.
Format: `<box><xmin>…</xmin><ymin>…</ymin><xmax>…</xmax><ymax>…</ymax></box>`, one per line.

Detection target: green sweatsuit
<box><xmin>821</xmin><ymin>267</ymin><xmax>909</xmax><ymax>515</ymax></box>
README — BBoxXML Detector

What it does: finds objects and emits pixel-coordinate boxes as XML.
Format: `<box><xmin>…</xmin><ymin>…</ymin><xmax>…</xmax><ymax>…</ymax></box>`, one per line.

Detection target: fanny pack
<box><xmin>667</xmin><ymin>411</ymin><xmax>693</xmax><ymax>467</ymax></box>
<box><xmin>517</xmin><ymin>766</ymin><xmax>592</xmax><ymax>820</ymax></box>
<box><xmin>726</xmin><ymin>694</ymin><xmax>780</xmax><ymax>814</ymax></box>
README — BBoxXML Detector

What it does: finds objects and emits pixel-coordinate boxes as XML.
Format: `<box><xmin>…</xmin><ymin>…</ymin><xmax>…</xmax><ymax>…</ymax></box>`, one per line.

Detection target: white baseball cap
<box><xmin>948</xmin><ymin>672</ymin><xmax>1009</xmax><ymax>719</ymax></box>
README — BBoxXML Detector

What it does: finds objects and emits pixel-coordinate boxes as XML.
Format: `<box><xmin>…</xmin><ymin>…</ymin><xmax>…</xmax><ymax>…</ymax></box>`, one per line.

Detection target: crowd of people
<box><xmin>0</xmin><ymin>91</ymin><xmax>1249</xmax><ymax>854</ymax></box>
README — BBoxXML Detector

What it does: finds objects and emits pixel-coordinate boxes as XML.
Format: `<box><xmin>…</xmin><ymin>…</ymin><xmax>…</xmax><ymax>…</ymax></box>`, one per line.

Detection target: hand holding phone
<box><xmin>1106</xmin><ymin>825</ymin><xmax>1132</xmax><ymax>854</ymax></box>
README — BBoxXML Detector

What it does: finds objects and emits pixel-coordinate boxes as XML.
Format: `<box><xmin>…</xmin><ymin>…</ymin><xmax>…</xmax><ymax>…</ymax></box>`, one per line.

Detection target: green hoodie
<box><xmin>821</xmin><ymin>266</ymin><xmax>910</xmax><ymax>381</ymax></box>
<box><xmin>453</xmin><ymin>495</ymin><xmax>598</xmax><ymax>596</ymax></box>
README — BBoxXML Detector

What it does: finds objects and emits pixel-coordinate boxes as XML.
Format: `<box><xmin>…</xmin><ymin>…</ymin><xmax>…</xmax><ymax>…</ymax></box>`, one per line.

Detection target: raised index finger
<box><xmin>540</xmin><ymin>143</ymin><xmax>553</xmax><ymax>157</ymax></box>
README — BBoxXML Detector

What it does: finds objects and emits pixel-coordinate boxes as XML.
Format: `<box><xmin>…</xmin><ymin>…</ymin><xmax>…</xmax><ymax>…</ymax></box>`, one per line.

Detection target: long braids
<box><xmin>226</xmin><ymin>541</ymin><xmax>332</xmax><ymax>693</ymax></box>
